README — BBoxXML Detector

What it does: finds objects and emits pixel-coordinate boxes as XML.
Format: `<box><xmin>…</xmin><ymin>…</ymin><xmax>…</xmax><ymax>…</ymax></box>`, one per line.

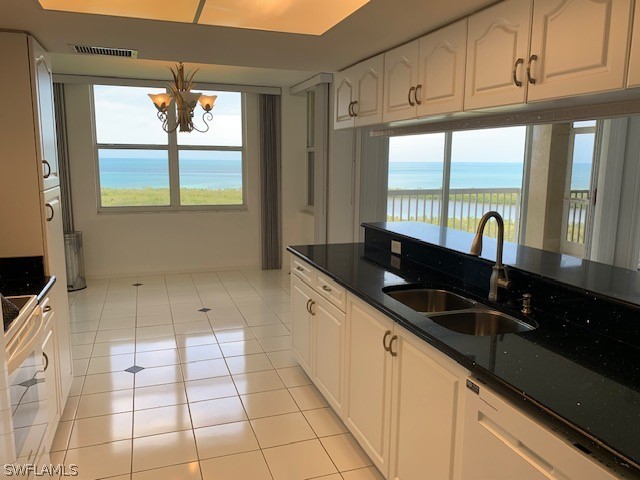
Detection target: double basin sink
<box><xmin>384</xmin><ymin>287</ymin><xmax>537</xmax><ymax>336</ymax></box>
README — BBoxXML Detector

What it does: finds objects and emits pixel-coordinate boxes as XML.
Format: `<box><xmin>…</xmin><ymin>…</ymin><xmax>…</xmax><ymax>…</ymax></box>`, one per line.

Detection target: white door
<box><xmin>383</xmin><ymin>40</ymin><xmax>420</xmax><ymax>123</ymax></box>
<box><xmin>291</xmin><ymin>275</ymin><xmax>314</xmax><ymax>375</ymax></box>
<box><xmin>465</xmin><ymin>0</ymin><xmax>532</xmax><ymax>110</ymax></box>
<box><xmin>353</xmin><ymin>54</ymin><xmax>385</xmax><ymax>127</ymax></box>
<box><xmin>388</xmin><ymin>327</ymin><xmax>463</xmax><ymax>480</ymax></box>
<box><xmin>43</xmin><ymin>188</ymin><xmax>73</xmax><ymax>401</ymax></box>
<box><xmin>344</xmin><ymin>297</ymin><xmax>394</xmax><ymax>474</ymax></box>
<box><xmin>334</xmin><ymin>69</ymin><xmax>356</xmax><ymax>129</ymax></box>
<box><xmin>313</xmin><ymin>296</ymin><xmax>345</xmax><ymax>414</ymax></box>
<box><xmin>528</xmin><ymin>0</ymin><xmax>632</xmax><ymax>101</ymax></box>
<box><xmin>627</xmin><ymin>0</ymin><xmax>640</xmax><ymax>87</ymax></box>
<box><xmin>32</xmin><ymin>40</ymin><xmax>59</xmax><ymax>190</ymax></box>
<box><xmin>417</xmin><ymin>19</ymin><xmax>468</xmax><ymax>117</ymax></box>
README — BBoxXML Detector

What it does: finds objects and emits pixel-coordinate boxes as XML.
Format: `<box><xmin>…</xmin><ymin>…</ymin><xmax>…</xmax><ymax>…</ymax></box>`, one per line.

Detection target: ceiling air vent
<box><xmin>69</xmin><ymin>44</ymin><xmax>138</xmax><ymax>58</ymax></box>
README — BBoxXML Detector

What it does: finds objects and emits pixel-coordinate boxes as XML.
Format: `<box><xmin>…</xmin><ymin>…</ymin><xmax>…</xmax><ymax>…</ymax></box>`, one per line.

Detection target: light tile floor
<box><xmin>54</xmin><ymin>269</ymin><xmax>384</xmax><ymax>480</ymax></box>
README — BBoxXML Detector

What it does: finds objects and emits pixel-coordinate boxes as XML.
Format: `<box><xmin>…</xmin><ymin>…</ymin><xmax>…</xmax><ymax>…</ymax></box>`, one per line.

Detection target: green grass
<box><xmin>101</xmin><ymin>188</ymin><xmax>243</xmax><ymax>207</ymax></box>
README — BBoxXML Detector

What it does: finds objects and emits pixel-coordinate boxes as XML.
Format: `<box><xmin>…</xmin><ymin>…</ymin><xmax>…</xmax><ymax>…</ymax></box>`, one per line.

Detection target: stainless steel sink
<box><xmin>384</xmin><ymin>287</ymin><xmax>478</xmax><ymax>313</ymax></box>
<box><xmin>431</xmin><ymin>309</ymin><xmax>537</xmax><ymax>336</ymax></box>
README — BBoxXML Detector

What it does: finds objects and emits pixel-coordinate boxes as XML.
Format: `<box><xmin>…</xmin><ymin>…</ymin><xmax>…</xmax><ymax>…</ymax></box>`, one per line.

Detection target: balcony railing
<box><xmin>387</xmin><ymin>188</ymin><xmax>521</xmax><ymax>242</ymax></box>
<box><xmin>566</xmin><ymin>189</ymin><xmax>590</xmax><ymax>244</ymax></box>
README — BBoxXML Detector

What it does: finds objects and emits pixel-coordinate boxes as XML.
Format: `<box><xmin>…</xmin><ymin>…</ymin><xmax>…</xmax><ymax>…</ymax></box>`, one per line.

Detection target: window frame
<box><xmin>91</xmin><ymin>83</ymin><xmax>247</xmax><ymax>213</ymax></box>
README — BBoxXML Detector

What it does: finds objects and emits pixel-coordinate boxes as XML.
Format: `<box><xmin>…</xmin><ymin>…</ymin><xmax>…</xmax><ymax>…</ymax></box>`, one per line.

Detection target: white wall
<box><xmin>64</xmin><ymin>84</ymin><xmax>262</xmax><ymax>277</ymax></box>
<box><xmin>281</xmin><ymin>91</ymin><xmax>314</xmax><ymax>267</ymax></box>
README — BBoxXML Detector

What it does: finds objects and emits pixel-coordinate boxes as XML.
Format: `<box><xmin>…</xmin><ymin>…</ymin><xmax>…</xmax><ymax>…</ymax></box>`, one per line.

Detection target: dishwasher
<box><xmin>460</xmin><ymin>378</ymin><xmax>622</xmax><ymax>480</ymax></box>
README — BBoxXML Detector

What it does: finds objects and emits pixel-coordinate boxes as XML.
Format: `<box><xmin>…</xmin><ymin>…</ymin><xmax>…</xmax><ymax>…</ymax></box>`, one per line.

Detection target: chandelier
<box><xmin>148</xmin><ymin>63</ymin><xmax>217</xmax><ymax>133</ymax></box>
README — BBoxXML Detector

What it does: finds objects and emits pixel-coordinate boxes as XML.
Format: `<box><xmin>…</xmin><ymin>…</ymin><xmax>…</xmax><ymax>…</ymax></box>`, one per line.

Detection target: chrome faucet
<box><xmin>469</xmin><ymin>211</ymin><xmax>511</xmax><ymax>302</ymax></box>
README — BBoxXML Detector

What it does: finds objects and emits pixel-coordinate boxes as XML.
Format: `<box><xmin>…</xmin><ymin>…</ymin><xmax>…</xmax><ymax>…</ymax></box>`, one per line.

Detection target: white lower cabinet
<box><xmin>344</xmin><ymin>298</ymin><xmax>395</xmax><ymax>473</ymax></box>
<box><xmin>344</xmin><ymin>295</ymin><xmax>466</xmax><ymax>479</ymax></box>
<box><xmin>42</xmin><ymin>319</ymin><xmax>60</xmax><ymax>448</ymax></box>
<box><xmin>291</xmin><ymin>275</ymin><xmax>314</xmax><ymax>375</ymax></box>
<box><xmin>388</xmin><ymin>325</ymin><xmax>466</xmax><ymax>480</ymax></box>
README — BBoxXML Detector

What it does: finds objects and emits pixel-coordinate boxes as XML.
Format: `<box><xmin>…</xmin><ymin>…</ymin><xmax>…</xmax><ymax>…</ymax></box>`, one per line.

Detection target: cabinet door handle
<box><xmin>45</xmin><ymin>203</ymin><xmax>54</xmax><ymax>222</ymax></box>
<box><xmin>322</xmin><ymin>285</ymin><xmax>332</xmax><ymax>292</ymax></box>
<box><xmin>383</xmin><ymin>330</ymin><xmax>392</xmax><ymax>351</ymax></box>
<box><xmin>513</xmin><ymin>58</ymin><xmax>524</xmax><ymax>87</ymax></box>
<box><xmin>527</xmin><ymin>54</ymin><xmax>538</xmax><ymax>84</ymax></box>
<box><xmin>389</xmin><ymin>335</ymin><xmax>398</xmax><ymax>356</ymax></box>
<box><xmin>351</xmin><ymin>100</ymin><xmax>358</xmax><ymax>117</ymax></box>
<box><xmin>414</xmin><ymin>84</ymin><xmax>422</xmax><ymax>105</ymax></box>
<box><xmin>306</xmin><ymin>298</ymin><xmax>312</xmax><ymax>313</ymax></box>
<box><xmin>348</xmin><ymin>101</ymin><xmax>354</xmax><ymax>117</ymax></box>
<box><xmin>309</xmin><ymin>300</ymin><xmax>316</xmax><ymax>316</ymax></box>
<box><xmin>42</xmin><ymin>159</ymin><xmax>51</xmax><ymax>179</ymax></box>
<box><xmin>42</xmin><ymin>352</ymin><xmax>49</xmax><ymax>372</ymax></box>
<box><xmin>407</xmin><ymin>87</ymin><xmax>416</xmax><ymax>107</ymax></box>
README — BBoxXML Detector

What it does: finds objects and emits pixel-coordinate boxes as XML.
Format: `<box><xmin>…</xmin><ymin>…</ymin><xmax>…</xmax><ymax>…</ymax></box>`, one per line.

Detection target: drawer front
<box><xmin>315</xmin><ymin>272</ymin><xmax>346</xmax><ymax>312</ymax></box>
<box><xmin>292</xmin><ymin>257</ymin><xmax>314</xmax><ymax>285</ymax></box>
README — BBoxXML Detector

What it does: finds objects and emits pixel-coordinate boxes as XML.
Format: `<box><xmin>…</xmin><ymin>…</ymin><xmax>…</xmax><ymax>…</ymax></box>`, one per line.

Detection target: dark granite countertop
<box><xmin>287</xmin><ymin>242</ymin><xmax>640</xmax><ymax>478</ymax></box>
<box><xmin>0</xmin><ymin>275</ymin><xmax>56</xmax><ymax>303</ymax></box>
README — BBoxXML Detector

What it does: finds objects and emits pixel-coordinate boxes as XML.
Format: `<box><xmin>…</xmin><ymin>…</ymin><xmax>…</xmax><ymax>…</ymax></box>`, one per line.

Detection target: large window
<box><xmin>93</xmin><ymin>85</ymin><xmax>244</xmax><ymax>211</ymax></box>
<box><xmin>388</xmin><ymin>126</ymin><xmax>527</xmax><ymax>242</ymax></box>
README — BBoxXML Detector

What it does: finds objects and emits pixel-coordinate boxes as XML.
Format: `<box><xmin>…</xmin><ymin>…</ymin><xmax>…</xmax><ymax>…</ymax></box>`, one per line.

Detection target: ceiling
<box><xmin>38</xmin><ymin>0</ymin><xmax>373</xmax><ymax>36</ymax></box>
<box><xmin>1</xmin><ymin>0</ymin><xmax>496</xmax><ymax>87</ymax></box>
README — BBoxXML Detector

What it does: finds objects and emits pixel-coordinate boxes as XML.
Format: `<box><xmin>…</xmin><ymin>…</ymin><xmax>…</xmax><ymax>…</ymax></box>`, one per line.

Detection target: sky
<box><xmin>93</xmin><ymin>85</ymin><xmax>243</xmax><ymax>147</ymax></box>
<box><xmin>389</xmin><ymin>124</ymin><xmax>595</xmax><ymax>164</ymax></box>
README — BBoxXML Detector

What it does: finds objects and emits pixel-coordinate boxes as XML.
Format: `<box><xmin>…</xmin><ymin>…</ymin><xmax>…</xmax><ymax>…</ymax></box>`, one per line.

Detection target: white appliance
<box><xmin>0</xmin><ymin>296</ymin><xmax>51</xmax><ymax>468</ymax></box>
<box><xmin>461</xmin><ymin>378</ymin><xmax>620</xmax><ymax>480</ymax></box>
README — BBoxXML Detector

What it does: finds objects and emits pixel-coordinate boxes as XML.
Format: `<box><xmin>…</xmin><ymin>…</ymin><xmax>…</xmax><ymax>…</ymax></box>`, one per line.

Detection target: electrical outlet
<box><xmin>391</xmin><ymin>240</ymin><xmax>402</xmax><ymax>255</ymax></box>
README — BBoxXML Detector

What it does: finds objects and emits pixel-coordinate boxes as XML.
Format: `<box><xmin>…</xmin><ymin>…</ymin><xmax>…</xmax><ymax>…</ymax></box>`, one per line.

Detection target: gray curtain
<box><xmin>53</xmin><ymin>83</ymin><xmax>74</xmax><ymax>233</ymax></box>
<box><xmin>259</xmin><ymin>95</ymin><xmax>282</xmax><ymax>270</ymax></box>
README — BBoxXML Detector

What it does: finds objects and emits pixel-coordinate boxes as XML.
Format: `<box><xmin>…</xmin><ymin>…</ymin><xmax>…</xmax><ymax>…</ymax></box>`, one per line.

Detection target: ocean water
<box><xmin>98</xmin><ymin>157</ymin><xmax>592</xmax><ymax>191</ymax></box>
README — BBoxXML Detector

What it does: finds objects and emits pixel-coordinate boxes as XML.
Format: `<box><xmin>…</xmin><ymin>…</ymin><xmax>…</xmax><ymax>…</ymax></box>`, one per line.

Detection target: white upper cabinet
<box><xmin>417</xmin><ymin>19</ymin><xmax>468</xmax><ymax>117</ymax></box>
<box><xmin>465</xmin><ymin>0</ymin><xmax>533</xmax><ymax>110</ymax></box>
<box><xmin>528</xmin><ymin>0</ymin><xmax>632</xmax><ymax>101</ymax></box>
<box><xmin>627</xmin><ymin>0</ymin><xmax>640</xmax><ymax>87</ymax></box>
<box><xmin>334</xmin><ymin>54</ymin><xmax>384</xmax><ymax>129</ymax></box>
<box><xmin>383</xmin><ymin>40</ymin><xmax>420</xmax><ymax>123</ymax></box>
<box><xmin>334</xmin><ymin>70</ymin><xmax>355</xmax><ymax>129</ymax></box>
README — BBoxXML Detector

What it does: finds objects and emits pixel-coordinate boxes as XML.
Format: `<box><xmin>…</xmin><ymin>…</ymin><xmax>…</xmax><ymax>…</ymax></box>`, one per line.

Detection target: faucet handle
<box><xmin>520</xmin><ymin>293</ymin><xmax>532</xmax><ymax>315</ymax></box>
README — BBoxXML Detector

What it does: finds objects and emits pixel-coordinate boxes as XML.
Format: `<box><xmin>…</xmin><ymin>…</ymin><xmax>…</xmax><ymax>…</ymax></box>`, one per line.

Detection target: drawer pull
<box><xmin>43</xmin><ymin>305</ymin><xmax>52</xmax><ymax>313</ymax></box>
<box><xmin>322</xmin><ymin>285</ymin><xmax>332</xmax><ymax>292</ymax></box>
<box><xmin>42</xmin><ymin>159</ymin><xmax>51</xmax><ymax>178</ymax></box>
<box><xmin>296</xmin><ymin>266</ymin><xmax>304</xmax><ymax>272</ymax></box>
<box><xmin>45</xmin><ymin>203</ymin><xmax>54</xmax><ymax>221</ymax></box>
<box><xmin>389</xmin><ymin>335</ymin><xmax>398</xmax><ymax>356</ymax></box>
<box><xmin>383</xmin><ymin>330</ymin><xmax>392</xmax><ymax>351</ymax></box>
<box><xmin>43</xmin><ymin>352</ymin><xmax>49</xmax><ymax>372</ymax></box>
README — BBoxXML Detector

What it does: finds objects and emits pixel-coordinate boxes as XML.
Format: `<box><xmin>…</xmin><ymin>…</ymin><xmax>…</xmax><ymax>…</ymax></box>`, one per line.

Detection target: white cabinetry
<box><xmin>290</xmin><ymin>256</ymin><xmax>346</xmax><ymax>414</ymax></box>
<box><xmin>462</xmin><ymin>379</ymin><xmax>620</xmax><ymax>480</ymax></box>
<box><xmin>0</xmin><ymin>32</ymin><xmax>73</xmax><ymax>426</ymax></box>
<box><xmin>344</xmin><ymin>296</ymin><xmax>466</xmax><ymax>479</ymax></box>
<box><xmin>42</xmin><ymin>318</ymin><xmax>60</xmax><ymax>446</ymax></box>
<box><xmin>383</xmin><ymin>41</ymin><xmax>420</xmax><ymax>123</ymax></box>
<box><xmin>527</xmin><ymin>0</ymin><xmax>632</xmax><ymax>101</ymax></box>
<box><xmin>465</xmin><ymin>0</ymin><xmax>532</xmax><ymax>110</ymax></box>
<box><xmin>334</xmin><ymin>54</ymin><xmax>384</xmax><ymax>129</ymax></box>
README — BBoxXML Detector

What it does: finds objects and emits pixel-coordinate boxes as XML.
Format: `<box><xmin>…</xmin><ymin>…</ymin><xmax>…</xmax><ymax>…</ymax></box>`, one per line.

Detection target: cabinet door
<box><xmin>334</xmin><ymin>69</ymin><xmax>355</xmax><ymax>129</ymax></box>
<box><xmin>465</xmin><ymin>0</ymin><xmax>532</xmax><ymax>110</ymax></box>
<box><xmin>388</xmin><ymin>327</ymin><xmax>464</xmax><ymax>480</ymax></box>
<box><xmin>353</xmin><ymin>54</ymin><xmax>384</xmax><ymax>127</ymax></box>
<box><xmin>43</xmin><ymin>188</ymin><xmax>73</xmax><ymax>401</ymax></box>
<box><xmin>42</xmin><ymin>326</ymin><xmax>60</xmax><ymax>447</ymax></box>
<box><xmin>383</xmin><ymin>40</ymin><xmax>420</xmax><ymax>122</ymax></box>
<box><xmin>344</xmin><ymin>297</ymin><xmax>394</xmax><ymax>474</ymax></box>
<box><xmin>32</xmin><ymin>39</ymin><xmax>59</xmax><ymax>190</ymax></box>
<box><xmin>417</xmin><ymin>19</ymin><xmax>468</xmax><ymax>117</ymax></box>
<box><xmin>291</xmin><ymin>275</ymin><xmax>314</xmax><ymax>375</ymax></box>
<box><xmin>627</xmin><ymin>0</ymin><xmax>640</xmax><ymax>87</ymax></box>
<box><xmin>528</xmin><ymin>0</ymin><xmax>632</xmax><ymax>101</ymax></box>
<box><xmin>313</xmin><ymin>296</ymin><xmax>345</xmax><ymax>414</ymax></box>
